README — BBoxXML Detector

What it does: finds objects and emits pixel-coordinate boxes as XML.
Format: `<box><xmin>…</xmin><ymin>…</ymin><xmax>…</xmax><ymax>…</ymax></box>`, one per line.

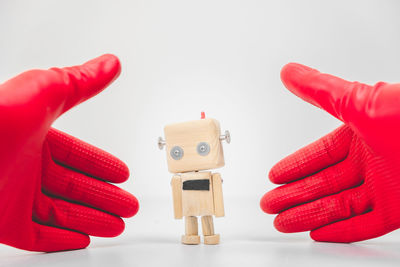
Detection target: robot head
<box><xmin>159</xmin><ymin>114</ymin><xmax>230</xmax><ymax>173</ymax></box>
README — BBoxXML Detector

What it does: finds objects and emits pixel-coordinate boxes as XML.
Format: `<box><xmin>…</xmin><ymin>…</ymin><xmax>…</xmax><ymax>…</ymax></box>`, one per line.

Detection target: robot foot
<box><xmin>181</xmin><ymin>235</ymin><xmax>200</xmax><ymax>245</ymax></box>
<box><xmin>204</xmin><ymin>234</ymin><xmax>220</xmax><ymax>245</ymax></box>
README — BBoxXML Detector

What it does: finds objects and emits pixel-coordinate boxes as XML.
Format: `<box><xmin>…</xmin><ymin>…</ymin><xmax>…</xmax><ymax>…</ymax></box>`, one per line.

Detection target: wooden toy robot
<box><xmin>158</xmin><ymin>112</ymin><xmax>230</xmax><ymax>245</ymax></box>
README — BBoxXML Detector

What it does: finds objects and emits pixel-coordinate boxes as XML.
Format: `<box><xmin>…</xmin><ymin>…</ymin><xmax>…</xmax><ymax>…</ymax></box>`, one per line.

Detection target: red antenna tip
<box><xmin>201</xmin><ymin>111</ymin><xmax>206</xmax><ymax>119</ymax></box>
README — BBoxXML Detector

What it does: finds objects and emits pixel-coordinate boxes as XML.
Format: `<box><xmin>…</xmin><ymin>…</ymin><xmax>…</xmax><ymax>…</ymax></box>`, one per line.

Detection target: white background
<box><xmin>1</xmin><ymin>0</ymin><xmax>400</xmax><ymax>266</ymax></box>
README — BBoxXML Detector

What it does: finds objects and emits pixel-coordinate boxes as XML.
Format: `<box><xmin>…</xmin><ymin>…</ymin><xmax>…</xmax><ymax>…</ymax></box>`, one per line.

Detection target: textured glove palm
<box><xmin>0</xmin><ymin>54</ymin><xmax>138</xmax><ymax>252</ymax></box>
<box><xmin>261</xmin><ymin>63</ymin><xmax>400</xmax><ymax>242</ymax></box>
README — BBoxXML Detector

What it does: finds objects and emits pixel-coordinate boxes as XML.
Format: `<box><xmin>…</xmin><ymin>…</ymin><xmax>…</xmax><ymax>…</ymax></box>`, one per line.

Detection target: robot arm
<box><xmin>212</xmin><ymin>173</ymin><xmax>225</xmax><ymax>217</ymax></box>
<box><xmin>171</xmin><ymin>175</ymin><xmax>183</xmax><ymax>219</ymax></box>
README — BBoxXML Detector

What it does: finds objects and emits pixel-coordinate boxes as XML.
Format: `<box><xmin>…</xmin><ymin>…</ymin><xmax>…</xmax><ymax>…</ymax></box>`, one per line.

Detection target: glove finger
<box><xmin>4</xmin><ymin>54</ymin><xmax>121</xmax><ymax>122</ymax></box>
<box><xmin>42</xmin><ymin>155</ymin><xmax>139</xmax><ymax>218</ymax></box>
<box><xmin>280</xmin><ymin>63</ymin><xmax>372</xmax><ymax>122</ymax></box>
<box><xmin>30</xmin><ymin>222</ymin><xmax>89</xmax><ymax>252</ymax></box>
<box><xmin>47</xmin><ymin>128</ymin><xmax>129</xmax><ymax>183</ymax></box>
<box><xmin>261</xmin><ymin>157</ymin><xmax>360</xmax><ymax>214</ymax></box>
<box><xmin>33</xmin><ymin>193</ymin><xmax>125</xmax><ymax>237</ymax></box>
<box><xmin>310</xmin><ymin>211</ymin><xmax>384</xmax><ymax>243</ymax></box>
<box><xmin>50</xmin><ymin>54</ymin><xmax>121</xmax><ymax>115</ymax></box>
<box><xmin>269</xmin><ymin>125</ymin><xmax>352</xmax><ymax>184</ymax></box>
<box><xmin>273</xmin><ymin>186</ymin><xmax>370</xmax><ymax>233</ymax></box>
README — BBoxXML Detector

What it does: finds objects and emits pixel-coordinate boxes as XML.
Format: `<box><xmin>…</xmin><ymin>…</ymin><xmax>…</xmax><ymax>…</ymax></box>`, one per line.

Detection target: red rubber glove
<box><xmin>261</xmin><ymin>63</ymin><xmax>400</xmax><ymax>243</ymax></box>
<box><xmin>0</xmin><ymin>54</ymin><xmax>138</xmax><ymax>252</ymax></box>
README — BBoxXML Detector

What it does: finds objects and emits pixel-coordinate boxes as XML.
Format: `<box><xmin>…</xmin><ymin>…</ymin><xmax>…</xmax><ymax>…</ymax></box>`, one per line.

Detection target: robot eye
<box><xmin>170</xmin><ymin>146</ymin><xmax>184</xmax><ymax>160</ymax></box>
<box><xmin>196</xmin><ymin>142</ymin><xmax>210</xmax><ymax>156</ymax></box>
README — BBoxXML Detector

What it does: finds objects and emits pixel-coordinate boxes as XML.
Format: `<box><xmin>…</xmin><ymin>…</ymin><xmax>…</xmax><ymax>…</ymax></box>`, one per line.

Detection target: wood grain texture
<box><xmin>204</xmin><ymin>234</ymin><xmax>220</xmax><ymax>245</ymax></box>
<box><xmin>181</xmin><ymin>235</ymin><xmax>200</xmax><ymax>245</ymax></box>
<box><xmin>182</xmin><ymin>216</ymin><xmax>200</xmax><ymax>245</ymax></box>
<box><xmin>185</xmin><ymin>216</ymin><xmax>198</xmax><ymax>235</ymax></box>
<box><xmin>201</xmin><ymin>215</ymin><xmax>215</xmax><ymax>236</ymax></box>
<box><xmin>164</xmin><ymin>118</ymin><xmax>225</xmax><ymax>173</ymax></box>
<box><xmin>212</xmin><ymin>173</ymin><xmax>225</xmax><ymax>217</ymax></box>
<box><xmin>181</xmin><ymin>172</ymin><xmax>214</xmax><ymax>216</ymax></box>
<box><xmin>171</xmin><ymin>175</ymin><xmax>183</xmax><ymax>219</ymax></box>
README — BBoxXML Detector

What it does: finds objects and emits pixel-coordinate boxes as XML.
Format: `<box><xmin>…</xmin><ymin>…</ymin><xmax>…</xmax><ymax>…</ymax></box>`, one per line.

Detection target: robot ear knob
<box><xmin>220</xmin><ymin>130</ymin><xmax>231</xmax><ymax>144</ymax></box>
<box><xmin>158</xmin><ymin>137</ymin><xmax>166</xmax><ymax>150</ymax></box>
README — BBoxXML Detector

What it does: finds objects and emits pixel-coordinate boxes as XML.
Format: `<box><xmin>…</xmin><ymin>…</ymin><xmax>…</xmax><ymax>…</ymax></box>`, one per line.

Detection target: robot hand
<box><xmin>0</xmin><ymin>54</ymin><xmax>138</xmax><ymax>252</ymax></box>
<box><xmin>261</xmin><ymin>63</ymin><xmax>400</xmax><ymax>242</ymax></box>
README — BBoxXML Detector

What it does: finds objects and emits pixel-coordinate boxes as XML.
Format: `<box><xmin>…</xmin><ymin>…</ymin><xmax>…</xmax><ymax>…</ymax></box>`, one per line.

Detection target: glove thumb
<box><xmin>280</xmin><ymin>63</ymin><xmax>372</xmax><ymax>123</ymax></box>
<box><xmin>1</xmin><ymin>54</ymin><xmax>121</xmax><ymax>122</ymax></box>
<box><xmin>50</xmin><ymin>54</ymin><xmax>121</xmax><ymax>115</ymax></box>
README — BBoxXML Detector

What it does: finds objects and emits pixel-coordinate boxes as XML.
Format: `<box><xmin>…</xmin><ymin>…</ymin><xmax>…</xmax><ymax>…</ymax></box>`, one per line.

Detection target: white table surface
<box><xmin>1</xmin><ymin>196</ymin><xmax>400</xmax><ymax>267</ymax></box>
